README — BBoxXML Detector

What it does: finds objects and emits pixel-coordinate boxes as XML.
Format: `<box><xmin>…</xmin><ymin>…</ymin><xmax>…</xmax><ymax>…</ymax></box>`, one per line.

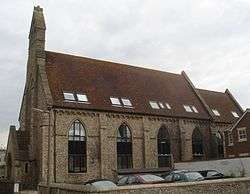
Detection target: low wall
<box><xmin>39</xmin><ymin>177</ymin><xmax>250</xmax><ymax>194</ymax></box>
<box><xmin>175</xmin><ymin>157</ymin><xmax>250</xmax><ymax>177</ymax></box>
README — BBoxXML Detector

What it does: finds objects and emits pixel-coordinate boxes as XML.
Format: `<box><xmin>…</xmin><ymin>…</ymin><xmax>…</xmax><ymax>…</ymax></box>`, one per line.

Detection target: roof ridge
<box><xmin>45</xmin><ymin>50</ymin><xmax>182</xmax><ymax>77</ymax></box>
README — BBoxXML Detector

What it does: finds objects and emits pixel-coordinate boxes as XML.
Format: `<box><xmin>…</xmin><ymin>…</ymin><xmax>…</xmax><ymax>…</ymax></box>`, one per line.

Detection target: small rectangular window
<box><xmin>150</xmin><ymin>101</ymin><xmax>160</xmax><ymax>109</ymax></box>
<box><xmin>183</xmin><ymin>105</ymin><xmax>193</xmax><ymax>112</ymax></box>
<box><xmin>212</xmin><ymin>109</ymin><xmax>220</xmax><ymax>116</ymax></box>
<box><xmin>192</xmin><ymin>106</ymin><xmax>199</xmax><ymax>113</ymax></box>
<box><xmin>76</xmin><ymin>94</ymin><xmax>88</xmax><ymax>102</ymax></box>
<box><xmin>63</xmin><ymin>92</ymin><xmax>75</xmax><ymax>101</ymax></box>
<box><xmin>165</xmin><ymin>103</ymin><xmax>171</xmax><ymax>109</ymax></box>
<box><xmin>231</xmin><ymin>111</ymin><xmax>239</xmax><ymax>118</ymax></box>
<box><xmin>110</xmin><ymin>97</ymin><xmax>121</xmax><ymax>105</ymax></box>
<box><xmin>238</xmin><ymin>127</ymin><xmax>247</xmax><ymax>142</ymax></box>
<box><xmin>159</xmin><ymin>102</ymin><xmax>165</xmax><ymax>109</ymax></box>
<box><xmin>121</xmin><ymin>98</ymin><xmax>132</xmax><ymax>107</ymax></box>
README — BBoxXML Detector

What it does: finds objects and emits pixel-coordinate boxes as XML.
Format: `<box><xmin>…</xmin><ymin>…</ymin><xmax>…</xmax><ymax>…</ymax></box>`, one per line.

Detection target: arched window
<box><xmin>192</xmin><ymin>128</ymin><xmax>204</xmax><ymax>160</ymax></box>
<box><xmin>68</xmin><ymin>120</ymin><xmax>86</xmax><ymax>173</ymax></box>
<box><xmin>117</xmin><ymin>123</ymin><xmax>132</xmax><ymax>169</ymax></box>
<box><xmin>215</xmin><ymin>132</ymin><xmax>224</xmax><ymax>158</ymax></box>
<box><xmin>157</xmin><ymin>126</ymin><xmax>171</xmax><ymax>167</ymax></box>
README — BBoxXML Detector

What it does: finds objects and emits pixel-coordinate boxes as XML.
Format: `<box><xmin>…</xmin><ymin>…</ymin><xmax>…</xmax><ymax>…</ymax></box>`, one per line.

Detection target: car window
<box><xmin>185</xmin><ymin>172</ymin><xmax>204</xmax><ymax>181</ymax></box>
<box><xmin>173</xmin><ymin>173</ymin><xmax>182</xmax><ymax>181</ymax></box>
<box><xmin>164</xmin><ymin>174</ymin><xmax>173</xmax><ymax>181</ymax></box>
<box><xmin>118</xmin><ymin>176</ymin><xmax>128</xmax><ymax>185</ymax></box>
<box><xmin>128</xmin><ymin>176</ymin><xmax>137</xmax><ymax>184</ymax></box>
<box><xmin>140</xmin><ymin>174</ymin><xmax>164</xmax><ymax>182</ymax></box>
<box><xmin>207</xmin><ymin>171</ymin><xmax>219</xmax><ymax>177</ymax></box>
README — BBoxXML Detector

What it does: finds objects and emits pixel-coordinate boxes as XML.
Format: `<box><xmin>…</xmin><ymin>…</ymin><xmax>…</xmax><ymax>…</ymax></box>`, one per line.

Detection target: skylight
<box><xmin>183</xmin><ymin>105</ymin><xmax>192</xmax><ymax>112</ymax></box>
<box><xmin>212</xmin><ymin>109</ymin><xmax>220</xmax><ymax>116</ymax></box>
<box><xmin>231</xmin><ymin>111</ymin><xmax>239</xmax><ymax>118</ymax></box>
<box><xmin>165</xmin><ymin>103</ymin><xmax>171</xmax><ymax>109</ymax></box>
<box><xmin>63</xmin><ymin>92</ymin><xmax>75</xmax><ymax>101</ymax></box>
<box><xmin>149</xmin><ymin>101</ymin><xmax>160</xmax><ymax>109</ymax></box>
<box><xmin>159</xmin><ymin>102</ymin><xmax>165</xmax><ymax>109</ymax></box>
<box><xmin>192</xmin><ymin>106</ymin><xmax>199</xmax><ymax>113</ymax></box>
<box><xmin>110</xmin><ymin>97</ymin><xmax>121</xmax><ymax>105</ymax></box>
<box><xmin>121</xmin><ymin>98</ymin><xmax>132</xmax><ymax>107</ymax></box>
<box><xmin>76</xmin><ymin>94</ymin><xmax>88</xmax><ymax>102</ymax></box>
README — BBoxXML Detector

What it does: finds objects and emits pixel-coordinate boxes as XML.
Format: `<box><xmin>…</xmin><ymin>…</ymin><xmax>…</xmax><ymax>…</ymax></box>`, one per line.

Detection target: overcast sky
<box><xmin>0</xmin><ymin>0</ymin><xmax>250</xmax><ymax>147</ymax></box>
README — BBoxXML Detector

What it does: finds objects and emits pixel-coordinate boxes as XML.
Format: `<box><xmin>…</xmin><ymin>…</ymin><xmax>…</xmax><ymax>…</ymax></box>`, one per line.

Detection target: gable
<box><xmin>197</xmin><ymin>89</ymin><xmax>243</xmax><ymax>123</ymax></box>
<box><xmin>45</xmin><ymin>51</ymin><xmax>210</xmax><ymax>120</ymax></box>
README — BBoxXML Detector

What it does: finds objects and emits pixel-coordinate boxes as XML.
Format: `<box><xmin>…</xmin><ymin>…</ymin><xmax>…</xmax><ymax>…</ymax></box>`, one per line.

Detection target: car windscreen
<box><xmin>140</xmin><ymin>174</ymin><xmax>164</xmax><ymax>182</ymax></box>
<box><xmin>185</xmin><ymin>172</ymin><xmax>204</xmax><ymax>181</ymax></box>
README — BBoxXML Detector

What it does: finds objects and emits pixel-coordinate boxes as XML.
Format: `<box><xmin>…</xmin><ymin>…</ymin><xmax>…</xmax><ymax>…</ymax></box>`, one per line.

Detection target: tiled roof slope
<box><xmin>45</xmin><ymin>51</ymin><xmax>210</xmax><ymax>120</ymax></box>
<box><xmin>229</xmin><ymin>109</ymin><xmax>250</xmax><ymax>131</ymax></box>
<box><xmin>197</xmin><ymin>89</ymin><xmax>243</xmax><ymax>123</ymax></box>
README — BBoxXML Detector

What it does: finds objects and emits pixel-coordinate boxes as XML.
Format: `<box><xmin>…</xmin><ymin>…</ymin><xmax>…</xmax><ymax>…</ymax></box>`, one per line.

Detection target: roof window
<box><xmin>149</xmin><ymin>101</ymin><xmax>160</xmax><ymax>109</ymax></box>
<box><xmin>121</xmin><ymin>98</ymin><xmax>132</xmax><ymax>107</ymax></box>
<box><xmin>212</xmin><ymin>109</ymin><xmax>220</xmax><ymax>116</ymax></box>
<box><xmin>76</xmin><ymin>94</ymin><xmax>88</xmax><ymax>102</ymax></box>
<box><xmin>231</xmin><ymin>111</ymin><xmax>239</xmax><ymax>118</ymax></box>
<box><xmin>63</xmin><ymin>92</ymin><xmax>76</xmax><ymax>101</ymax></box>
<box><xmin>110</xmin><ymin>97</ymin><xmax>121</xmax><ymax>106</ymax></box>
<box><xmin>192</xmin><ymin>106</ymin><xmax>199</xmax><ymax>113</ymax></box>
<box><xmin>183</xmin><ymin>105</ymin><xmax>193</xmax><ymax>112</ymax></box>
<box><xmin>165</xmin><ymin>103</ymin><xmax>171</xmax><ymax>110</ymax></box>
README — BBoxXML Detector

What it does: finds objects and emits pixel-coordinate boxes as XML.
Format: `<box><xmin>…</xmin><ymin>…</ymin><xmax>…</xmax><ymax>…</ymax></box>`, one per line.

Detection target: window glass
<box><xmin>192</xmin><ymin>106</ymin><xmax>199</xmax><ymax>113</ymax></box>
<box><xmin>159</xmin><ymin>102</ymin><xmax>165</xmax><ymax>109</ymax></box>
<box><xmin>231</xmin><ymin>111</ymin><xmax>239</xmax><ymax>118</ymax></box>
<box><xmin>212</xmin><ymin>109</ymin><xmax>220</xmax><ymax>116</ymax></box>
<box><xmin>121</xmin><ymin>98</ymin><xmax>132</xmax><ymax>107</ymax></box>
<box><xmin>184</xmin><ymin>105</ymin><xmax>193</xmax><ymax>112</ymax></box>
<box><xmin>150</xmin><ymin>101</ymin><xmax>160</xmax><ymax>109</ymax></box>
<box><xmin>63</xmin><ymin>92</ymin><xmax>75</xmax><ymax>101</ymax></box>
<box><xmin>77</xmin><ymin>94</ymin><xmax>88</xmax><ymax>102</ymax></box>
<box><xmin>165</xmin><ymin>103</ymin><xmax>171</xmax><ymax>109</ymax></box>
<box><xmin>110</xmin><ymin>97</ymin><xmax>121</xmax><ymax>105</ymax></box>
<box><xmin>68</xmin><ymin>120</ymin><xmax>86</xmax><ymax>173</ymax></box>
<box><xmin>238</xmin><ymin>128</ymin><xmax>247</xmax><ymax>142</ymax></box>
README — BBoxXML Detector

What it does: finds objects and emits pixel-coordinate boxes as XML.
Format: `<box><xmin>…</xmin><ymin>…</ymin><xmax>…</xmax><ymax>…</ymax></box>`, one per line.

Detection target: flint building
<box><xmin>5</xmin><ymin>6</ymin><xmax>244</xmax><ymax>189</ymax></box>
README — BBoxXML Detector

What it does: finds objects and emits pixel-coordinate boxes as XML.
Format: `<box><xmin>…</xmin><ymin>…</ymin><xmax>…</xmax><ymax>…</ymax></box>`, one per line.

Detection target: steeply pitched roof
<box><xmin>45</xmin><ymin>51</ymin><xmax>210</xmax><ymax>120</ymax></box>
<box><xmin>197</xmin><ymin>89</ymin><xmax>243</xmax><ymax>123</ymax></box>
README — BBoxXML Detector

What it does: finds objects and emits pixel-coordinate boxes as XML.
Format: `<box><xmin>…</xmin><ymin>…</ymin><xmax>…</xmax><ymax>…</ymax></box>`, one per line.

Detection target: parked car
<box><xmin>163</xmin><ymin>170</ymin><xmax>204</xmax><ymax>182</ymax></box>
<box><xmin>84</xmin><ymin>179</ymin><xmax>118</xmax><ymax>191</ymax></box>
<box><xmin>198</xmin><ymin>170</ymin><xmax>225</xmax><ymax>180</ymax></box>
<box><xmin>117</xmin><ymin>174</ymin><xmax>167</xmax><ymax>186</ymax></box>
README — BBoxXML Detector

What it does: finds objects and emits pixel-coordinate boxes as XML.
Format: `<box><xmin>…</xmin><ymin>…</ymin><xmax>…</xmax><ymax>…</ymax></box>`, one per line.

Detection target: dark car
<box><xmin>117</xmin><ymin>174</ymin><xmax>167</xmax><ymax>186</ymax></box>
<box><xmin>84</xmin><ymin>179</ymin><xmax>118</xmax><ymax>191</ymax></box>
<box><xmin>198</xmin><ymin>170</ymin><xmax>225</xmax><ymax>180</ymax></box>
<box><xmin>163</xmin><ymin>170</ymin><xmax>204</xmax><ymax>182</ymax></box>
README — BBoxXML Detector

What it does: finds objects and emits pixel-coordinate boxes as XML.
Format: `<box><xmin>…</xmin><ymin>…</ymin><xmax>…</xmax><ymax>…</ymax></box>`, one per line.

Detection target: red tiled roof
<box><xmin>229</xmin><ymin>109</ymin><xmax>250</xmax><ymax>131</ymax></box>
<box><xmin>197</xmin><ymin>89</ymin><xmax>243</xmax><ymax>123</ymax></box>
<box><xmin>45</xmin><ymin>51</ymin><xmax>211</xmax><ymax>120</ymax></box>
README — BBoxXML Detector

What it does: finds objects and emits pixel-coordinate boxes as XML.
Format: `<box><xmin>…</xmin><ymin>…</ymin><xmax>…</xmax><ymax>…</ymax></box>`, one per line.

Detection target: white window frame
<box><xmin>183</xmin><ymin>105</ymin><xmax>193</xmax><ymax>112</ymax></box>
<box><xmin>228</xmin><ymin>132</ymin><xmax>234</xmax><ymax>146</ymax></box>
<box><xmin>165</xmin><ymin>103</ymin><xmax>171</xmax><ymax>110</ymax></box>
<box><xmin>63</xmin><ymin>92</ymin><xmax>76</xmax><ymax>101</ymax></box>
<box><xmin>237</xmin><ymin>127</ymin><xmax>247</xmax><ymax>142</ymax></box>
<box><xmin>110</xmin><ymin>97</ymin><xmax>122</xmax><ymax>106</ymax></box>
<box><xmin>149</xmin><ymin>101</ymin><xmax>160</xmax><ymax>109</ymax></box>
<box><xmin>231</xmin><ymin>111</ymin><xmax>239</xmax><ymax>118</ymax></box>
<box><xmin>212</xmin><ymin>109</ymin><xmax>220</xmax><ymax>116</ymax></box>
<box><xmin>158</xmin><ymin>102</ymin><xmax>165</xmax><ymax>109</ymax></box>
<box><xmin>191</xmin><ymin>106</ymin><xmax>199</xmax><ymax>113</ymax></box>
<box><xmin>76</xmin><ymin>93</ymin><xmax>89</xmax><ymax>103</ymax></box>
<box><xmin>121</xmin><ymin>98</ymin><xmax>133</xmax><ymax>107</ymax></box>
